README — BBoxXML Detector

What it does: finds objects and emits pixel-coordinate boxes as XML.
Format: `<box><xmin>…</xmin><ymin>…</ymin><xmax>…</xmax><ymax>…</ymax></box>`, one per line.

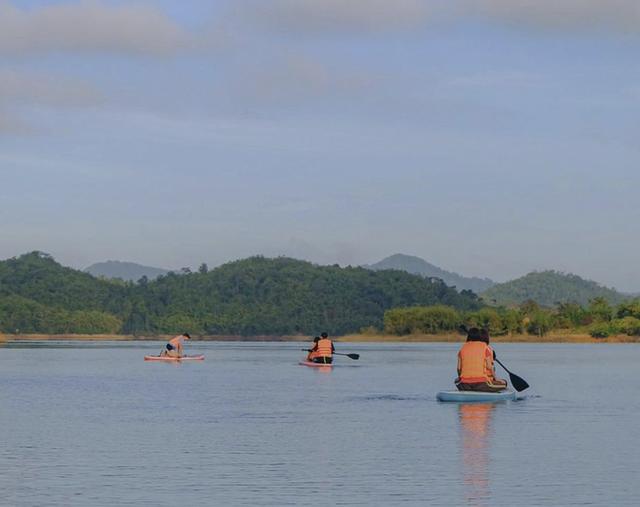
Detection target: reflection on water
<box><xmin>459</xmin><ymin>403</ymin><xmax>495</xmax><ymax>506</ymax></box>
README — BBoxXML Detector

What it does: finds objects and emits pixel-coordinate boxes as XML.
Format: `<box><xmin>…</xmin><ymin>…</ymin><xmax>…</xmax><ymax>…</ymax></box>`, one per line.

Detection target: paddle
<box><xmin>493</xmin><ymin>357</ymin><xmax>529</xmax><ymax>392</ymax></box>
<box><xmin>301</xmin><ymin>350</ymin><xmax>360</xmax><ymax>360</ymax></box>
<box><xmin>458</xmin><ymin>325</ymin><xmax>529</xmax><ymax>392</ymax></box>
<box><xmin>333</xmin><ymin>352</ymin><xmax>360</xmax><ymax>360</ymax></box>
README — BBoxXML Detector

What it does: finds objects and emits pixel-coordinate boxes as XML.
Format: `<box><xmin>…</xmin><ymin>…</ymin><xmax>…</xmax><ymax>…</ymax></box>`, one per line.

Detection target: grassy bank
<box><xmin>2</xmin><ymin>333</ymin><xmax>639</xmax><ymax>343</ymax></box>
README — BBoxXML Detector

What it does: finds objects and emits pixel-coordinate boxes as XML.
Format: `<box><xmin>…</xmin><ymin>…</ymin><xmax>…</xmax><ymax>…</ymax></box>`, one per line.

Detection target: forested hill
<box><xmin>0</xmin><ymin>251</ymin><xmax>127</xmax><ymax>312</ymax></box>
<box><xmin>126</xmin><ymin>256</ymin><xmax>484</xmax><ymax>335</ymax></box>
<box><xmin>363</xmin><ymin>253</ymin><xmax>495</xmax><ymax>293</ymax></box>
<box><xmin>0</xmin><ymin>252</ymin><xmax>484</xmax><ymax>335</ymax></box>
<box><xmin>479</xmin><ymin>270</ymin><xmax>630</xmax><ymax>307</ymax></box>
<box><xmin>84</xmin><ymin>260</ymin><xmax>169</xmax><ymax>282</ymax></box>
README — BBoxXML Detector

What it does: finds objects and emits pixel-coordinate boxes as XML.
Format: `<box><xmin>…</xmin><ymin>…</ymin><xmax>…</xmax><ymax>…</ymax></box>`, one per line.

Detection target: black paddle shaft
<box><xmin>300</xmin><ymin>350</ymin><xmax>360</xmax><ymax>360</ymax></box>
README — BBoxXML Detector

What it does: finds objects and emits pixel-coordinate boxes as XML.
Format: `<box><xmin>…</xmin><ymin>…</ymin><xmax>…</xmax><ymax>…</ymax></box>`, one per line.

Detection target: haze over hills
<box><xmin>362</xmin><ymin>254</ymin><xmax>495</xmax><ymax>294</ymax></box>
<box><xmin>84</xmin><ymin>261</ymin><xmax>170</xmax><ymax>282</ymax></box>
<box><xmin>479</xmin><ymin>270</ymin><xmax>631</xmax><ymax>307</ymax></box>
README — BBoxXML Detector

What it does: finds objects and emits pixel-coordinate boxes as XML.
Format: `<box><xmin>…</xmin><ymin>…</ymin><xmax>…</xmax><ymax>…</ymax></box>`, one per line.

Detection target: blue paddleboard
<box><xmin>436</xmin><ymin>390</ymin><xmax>516</xmax><ymax>402</ymax></box>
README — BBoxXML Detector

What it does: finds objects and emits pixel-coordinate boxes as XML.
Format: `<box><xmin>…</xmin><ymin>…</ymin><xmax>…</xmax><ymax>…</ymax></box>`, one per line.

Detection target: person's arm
<box><xmin>331</xmin><ymin>342</ymin><xmax>335</xmax><ymax>353</ymax></box>
<box><xmin>457</xmin><ymin>356</ymin><xmax>462</xmax><ymax>378</ymax></box>
<box><xmin>309</xmin><ymin>343</ymin><xmax>318</xmax><ymax>352</ymax></box>
<box><xmin>485</xmin><ymin>353</ymin><xmax>496</xmax><ymax>379</ymax></box>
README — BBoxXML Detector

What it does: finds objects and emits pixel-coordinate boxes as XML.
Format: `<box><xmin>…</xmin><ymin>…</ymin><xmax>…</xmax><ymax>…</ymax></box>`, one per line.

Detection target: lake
<box><xmin>1</xmin><ymin>341</ymin><xmax>638</xmax><ymax>506</ymax></box>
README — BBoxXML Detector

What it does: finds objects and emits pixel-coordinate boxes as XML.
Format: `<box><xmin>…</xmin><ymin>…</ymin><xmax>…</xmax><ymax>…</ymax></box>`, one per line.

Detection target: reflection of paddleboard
<box><xmin>298</xmin><ymin>360</ymin><xmax>334</xmax><ymax>368</ymax></box>
<box><xmin>144</xmin><ymin>355</ymin><xmax>205</xmax><ymax>362</ymax></box>
<box><xmin>436</xmin><ymin>390</ymin><xmax>516</xmax><ymax>402</ymax></box>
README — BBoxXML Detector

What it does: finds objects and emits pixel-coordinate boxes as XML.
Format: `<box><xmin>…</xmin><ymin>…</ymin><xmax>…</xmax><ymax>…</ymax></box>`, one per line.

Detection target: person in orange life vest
<box><xmin>306</xmin><ymin>336</ymin><xmax>321</xmax><ymax>361</ymax></box>
<box><xmin>479</xmin><ymin>328</ymin><xmax>507</xmax><ymax>388</ymax></box>
<box><xmin>308</xmin><ymin>332</ymin><xmax>334</xmax><ymax>364</ymax></box>
<box><xmin>455</xmin><ymin>327</ymin><xmax>507</xmax><ymax>392</ymax></box>
<box><xmin>163</xmin><ymin>333</ymin><xmax>191</xmax><ymax>358</ymax></box>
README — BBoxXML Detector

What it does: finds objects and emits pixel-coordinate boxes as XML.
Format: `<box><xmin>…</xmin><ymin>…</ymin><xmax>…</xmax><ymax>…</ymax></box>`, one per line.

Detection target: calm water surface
<box><xmin>1</xmin><ymin>341</ymin><xmax>639</xmax><ymax>506</ymax></box>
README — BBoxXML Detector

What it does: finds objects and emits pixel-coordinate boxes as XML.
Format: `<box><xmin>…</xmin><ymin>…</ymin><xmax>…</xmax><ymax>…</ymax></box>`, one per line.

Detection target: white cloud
<box><xmin>0</xmin><ymin>1</ymin><xmax>194</xmax><ymax>57</ymax></box>
<box><xmin>232</xmin><ymin>54</ymin><xmax>329</xmax><ymax>105</ymax></box>
<box><xmin>463</xmin><ymin>0</ymin><xmax>640</xmax><ymax>34</ymax></box>
<box><xmin>0</xmin><ymin>69</ymin><xmax>101</xmax><ymax>106</ymax></box>
<box><xmin>0</xmin><ymin>68</ymin><xmax>102</xmax><ymax>134</ymax></box>
<box><xmin>245</xmin><ymin>0</ymin><xmax>430</xmax><ymax>33</ymax></box>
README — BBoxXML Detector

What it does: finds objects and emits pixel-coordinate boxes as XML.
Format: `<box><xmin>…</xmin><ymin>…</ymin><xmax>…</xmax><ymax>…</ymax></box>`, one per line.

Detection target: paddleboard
<box><xmin>299</xmin><ymin>360</ymin><xmax>334</xmax><ymax>368</ymax></box>
<box><xmin>436</xmin><ymin>390</ymin><xmax>516</xmax><ymax>402</ymax></box>
<box><xmin>144</xmin><ymin>355</ymin><xmax>205</xmax><ymax>362</ymax></box>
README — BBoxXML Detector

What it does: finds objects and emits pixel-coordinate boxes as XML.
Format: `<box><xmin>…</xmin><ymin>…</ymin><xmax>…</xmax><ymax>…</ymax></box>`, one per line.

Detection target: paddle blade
<box><xmin>495</xmin><ymin>357</ymin><xmax>529</xmax><ymax>392</ymax></box>
<box><xmin>346</xmin><ymin>353</ymin><xmax>360</xmax><ymax>360</ymax></box>
<box><xmin>508</xmin><ymin>373</ymin><xmax>529</xmax><ymax>392</ymax></box>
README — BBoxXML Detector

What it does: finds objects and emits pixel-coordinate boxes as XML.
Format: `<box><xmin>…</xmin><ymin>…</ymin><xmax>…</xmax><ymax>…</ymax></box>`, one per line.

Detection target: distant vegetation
<box><xmin>363</xmin><ymin>253</ymin><xmax>495</xmax><ymax>293</ymax></box>
<box><xmin>84</xmin><ymin>260</ymin><xmax>170</xmax><ymax>282</ymax></box>
<box><xmin>384</xmin><ymin>298</ymin><xmax>640</xmax><ymax>338</ymax></box>
<box><xmin>0</xmin><ymin>251</ymin><xmax>483</xmax><ymax>336</ymax></box>
<box><xmin>479</xmin><ymin>270</ymin><xmax>630</xmax><ymax>307</ymax></box>
<box><xmin>3</xmin><ymin>252</ymin><xmax>636</xmax><ymax>339</ymax></box>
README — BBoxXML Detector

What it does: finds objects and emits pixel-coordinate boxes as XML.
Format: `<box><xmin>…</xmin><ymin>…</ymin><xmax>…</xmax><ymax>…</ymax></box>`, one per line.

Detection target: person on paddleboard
<box><xmin>307</xmin><ymin>332</ymin><xmax>334</xmax><ymax>364</ymax></box>
<box><xmin>162</xmin><ymin>333</ymin><xmax>191</xmax><ymax>358</ymax></box>
<box><xmin>455</xmin><ymin>327</ymin><xmax>507</xmax><ymax>392</ymax></box>
<box><xmin>306</xmin><ymin>336</ymin><xmax>321</xmax><ymax>362</ymax></box>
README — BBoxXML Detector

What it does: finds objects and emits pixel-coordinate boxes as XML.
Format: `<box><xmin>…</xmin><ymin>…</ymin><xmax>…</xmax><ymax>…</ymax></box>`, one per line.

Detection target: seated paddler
<box><xmin>455</xmin><ymin>327</ymin><xmax>507</xmax><ymax>392</ymax></box>
<box><xmin>308</xmin><ymin>332</ymin><xmax>334</xmax><ymax>364</ymax></box>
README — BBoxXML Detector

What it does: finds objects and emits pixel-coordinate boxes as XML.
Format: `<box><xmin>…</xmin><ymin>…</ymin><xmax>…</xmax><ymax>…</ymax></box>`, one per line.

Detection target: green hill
<box><xmin>127</xmin><ymin>256</ymin><xmax>485</xmax><ymax>335</ymax></box>
<box><xmin>0</xmin><ymin>252</ymin><xmax>484</xmax><ymax>335</ymax></box>
<box><xmin>363</xmin><ymin>253</ymin><xmax>495</xmax><ymax>293</ymax></box>
<box><xmin>479</xmin><ymin>270</ymin><xmax>630</xmax><ymax>308</ymax></box>
<box><xmin>0</xmin><ymin>252</ymin><xmax>127</xmax><ymax>334</ymax></box>
<box><xmin>0</xmin><ymin>251</ymin><xmax>128</xmax><ymax>313</ymax></box>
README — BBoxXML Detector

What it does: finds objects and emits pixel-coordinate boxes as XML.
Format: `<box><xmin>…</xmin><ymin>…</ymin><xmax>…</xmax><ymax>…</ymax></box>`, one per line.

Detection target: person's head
<box><xmin>479</xmin><ymin>329</ymin><xmax>490</xmax><ymax>344</ymax></box>
<box><xmin>183</xmin><ymin>333</ymin><xmax>191</xmax><ymax>340</ymax></box>
<box><xmin>313</xmin><ymin>336</ymin><xmax>320</xmax><ymax>343</ymax></box>
<box><xmin>320</xmin><ymin>332</ymin><xmax>328</xmax><ymax>339</ymax></box>
<box><xmin>466</xmin><ymin>327</ymin><xmax>482</xmax><ymax>342</ymax></box>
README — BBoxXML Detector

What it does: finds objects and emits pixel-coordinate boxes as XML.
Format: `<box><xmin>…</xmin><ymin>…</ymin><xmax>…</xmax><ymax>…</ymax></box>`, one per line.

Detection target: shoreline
<box><xmin>1</xmin><ymin>333</ymin><xmax>638</xmax><ymax>344</ymax></box>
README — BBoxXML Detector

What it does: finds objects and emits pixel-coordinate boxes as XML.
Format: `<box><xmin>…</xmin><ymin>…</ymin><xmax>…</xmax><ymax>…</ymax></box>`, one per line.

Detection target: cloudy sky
<box><xmin>1</xmin><ymin>0</ymin><xmax>639</xmax><ymax>291</ymax></box>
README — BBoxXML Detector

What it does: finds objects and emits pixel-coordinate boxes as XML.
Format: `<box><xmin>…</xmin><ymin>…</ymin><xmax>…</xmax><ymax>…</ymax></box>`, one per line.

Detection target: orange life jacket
<box><xmin>458</xmin><ymin>341</ymin><xmax>490</xmax><ymax>383</ymax></box>
<box><xmin>307</xmin><ymin>341</ymin><xmax>320</xmax><ymax>360</ymax></box>
<box><xmin>316</xmin><ymin>338</ymin><xmax>333</xmax><ymax>357</ymax></box>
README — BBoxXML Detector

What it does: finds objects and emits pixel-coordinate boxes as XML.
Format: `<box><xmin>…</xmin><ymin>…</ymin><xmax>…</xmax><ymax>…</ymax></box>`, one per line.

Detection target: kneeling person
<box><xmin>455</xmin><ymin>328</ymin><xmax>507</xmax><ymax>392</ymax></box>
<box><xmin>164</xmin><ymin>333</ymin><xmax>191</xmax><ymax>358</ymax></box>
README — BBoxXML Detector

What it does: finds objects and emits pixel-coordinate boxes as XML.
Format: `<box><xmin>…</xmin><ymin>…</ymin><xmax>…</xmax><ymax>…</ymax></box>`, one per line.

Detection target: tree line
<box><xmin>383</xmin><ymin>298</ymin><xmax>640</xmax><ymax>338</ymax></box>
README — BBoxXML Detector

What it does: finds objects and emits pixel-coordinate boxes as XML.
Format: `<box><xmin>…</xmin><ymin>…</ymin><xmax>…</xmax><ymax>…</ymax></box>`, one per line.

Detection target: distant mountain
<box><xmin>362</xmin><ymin>254</ymin><xmax>495</xmax><ymax>293</ymax></box>
<box><xmin>84</xmin><ymin>260</ymin><xmax>170</xmax><ymax>282</ymax></box>
<box><xmin>480</xmin><ymin>270</ymin><xmax>630</xmax><ymax>307</ymax></box>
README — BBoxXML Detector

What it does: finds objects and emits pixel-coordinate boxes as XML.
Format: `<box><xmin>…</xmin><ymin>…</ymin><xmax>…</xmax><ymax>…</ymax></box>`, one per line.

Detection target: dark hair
<box><xmin>479</xmin><ymin>329</ymin><xmax>490</xmax><ymax>344</ymax></box>
<box><xmin>183</xmin><ymin>333</ymin><xmax>191</xmax><ymax>339</ymax></box>
<box><xmin>466</xmin><ymin>327</ymin><xmax>482</xmax><ymax>342</ymax></box>
<box><xmin>321</xmin><ymin>332</ymin><xmax>328</xmax><ymax>338</ymax></box>
<box><xmin>313</xmin><ymin>336</ymin><xmax>320</xmax><ymax>342</ymax></box>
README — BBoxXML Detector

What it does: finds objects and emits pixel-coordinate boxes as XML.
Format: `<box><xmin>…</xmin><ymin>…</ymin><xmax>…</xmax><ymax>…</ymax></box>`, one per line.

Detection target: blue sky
<box><xmin>1</xmin><ymin>0</ymin><xmax>639</xmax><ymax>291</ymax></box>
